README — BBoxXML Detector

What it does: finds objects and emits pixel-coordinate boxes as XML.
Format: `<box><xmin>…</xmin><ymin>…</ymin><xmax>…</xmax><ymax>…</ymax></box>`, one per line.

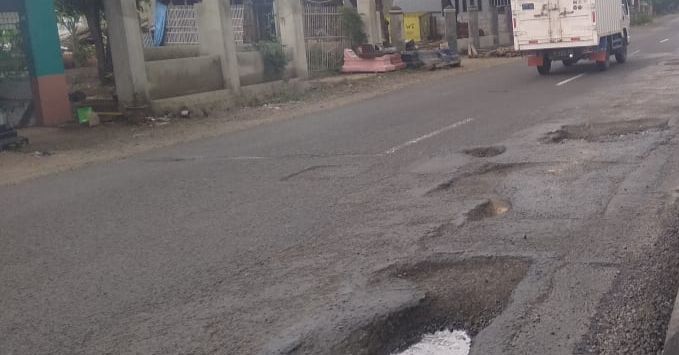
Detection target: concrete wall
<box><xmin>237</xmin><ymin>50</ymin><xmax>266</xmax><ymax>86</ymax></box>
<box><xmin>144</xmin><ymin>45</ymin><xmax>200</xmax><ymax>61</ymax></box>
<box><xmin>457</xmin><ymin>35</ymin><xmax>497</xmax><ymax>51</ymax></box>
<box><xmin>146</xmin><ymin>55</ymin><xmax>224</xmax><ymax>100</ymax></box>
<box><xmin>237</xmin><ymin>48</ymin><xmax>297</xmax><ymax>86</ymax></box>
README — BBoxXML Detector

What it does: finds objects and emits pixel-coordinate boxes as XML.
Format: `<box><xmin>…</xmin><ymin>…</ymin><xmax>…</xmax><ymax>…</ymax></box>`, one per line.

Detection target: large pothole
<box><xmin>462</xmin><ymin>146</ymin><xmax>507</xmax><ymax>158</ymax></box>
<box><xmin>328</xmin><ymin>257</ymin><xmax>530</xmax><ymax>355</ymax></box>
<box><xmin>542</xmin><ymin>118</ymin><xmax>669</xmax><ymax>143</ymax></box>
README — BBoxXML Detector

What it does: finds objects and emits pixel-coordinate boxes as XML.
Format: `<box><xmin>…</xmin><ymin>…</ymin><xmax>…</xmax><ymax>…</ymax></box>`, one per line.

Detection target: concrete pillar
<box><xmin>22</xmin><ymin>0</ymin><xmax>71</xmax><ymax>126</ymax></box>
<box><xmin>468</xmin><ymin>4</ymin><xmax>480</xmax><ymax>50</ymax></box>
<box><xmin>104</xmin><ymin>0</ymin><xmax>150</xmax><ymax>109</ymax></box>
<box><xmin>275</xmin><ymin>0</ymin><xmax>309</xmax><ymax>79</ymax></box>
<box><xmin>196</xmin><ymin>0</ymin><xmax>241</xmax><ymax>92</ymax></box>
<box><xmin>358</xmin><ymin>0</ymin><xmax>381</xmax><ymax>45</ymax></box>
<box><xmin>444</xmin><ymin>6</ymin><xmax>458</xmax><ymax>54</ymax></box>
<box><xmin>389</xmin><ymin>6</ymin><xmax>404</xmax><ymax>51</ymax></box>
<box><xmin>490</xmin><ymin>3</ymin><xmax>500</xmax><ymax>47</ymax></box>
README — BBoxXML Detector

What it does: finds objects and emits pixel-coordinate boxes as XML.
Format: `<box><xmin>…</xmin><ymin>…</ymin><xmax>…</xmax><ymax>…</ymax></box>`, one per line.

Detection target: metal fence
<box><xmin>0</xmin><ymin>12</ymin><xmax>27</xmax><ymax>78</ymax></box>
<box><xmin>303</xmin><ymin>3</ymin><xmax>350</xmax><ymax>74</ymax></box>
<box><xmin>232</xmin><ymin>4</ymin><xmax>246</xmax><ymax>45</ymax></box>
<box><xmin>164</xmin><ymin>4</ymin><xmax>200</xmax><ymax>45</ymax></box>
<box><xmin>145</xmin><ymin>1</ymin><xmax>277</xmax><ymax>47</ymax></box>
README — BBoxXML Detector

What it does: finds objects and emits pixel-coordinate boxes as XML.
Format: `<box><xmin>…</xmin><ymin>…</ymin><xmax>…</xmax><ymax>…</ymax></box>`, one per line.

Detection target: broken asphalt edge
<box><xmin>664</xmin><ymin>289</ymin><xmax>679</xmax><ymax>354</ymax></box>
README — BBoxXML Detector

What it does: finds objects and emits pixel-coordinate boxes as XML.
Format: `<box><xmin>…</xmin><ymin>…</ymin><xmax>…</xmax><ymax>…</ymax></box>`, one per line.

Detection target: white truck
<box><xmin>510</xmin><ymin>0</ymin><xmax>632</xmax><ymax>74</ymax></box>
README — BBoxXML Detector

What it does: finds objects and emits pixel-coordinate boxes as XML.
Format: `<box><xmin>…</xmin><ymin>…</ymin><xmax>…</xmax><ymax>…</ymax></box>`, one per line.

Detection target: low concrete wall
<box><xmin>237</xmin><ymin>50</ymin><xmax>266</xmax><ymax>86</ymax></box>
<box><xmin>151</xmin><ymin>89</ymin><xmax>236</xmax><ymax>114</ymax></box>
<box><xmin>144</xmin><ymin>45</ymin><xmax>200</xmax><ymax>62</ymax></box>
<box><xmin>457</xmin><ymin>35</ymin><xmax>498</xmax><ymax>51</ymax></box>
<box><xmin>146</xmin><ymin>55</ymin><xmax>224</xmax><ymax>100</ymax></box>
<box><xmin>237</xmin><ymin>48</ymin><xmax>297</xmax><ymax>86</ymax></box>
<box><xmin>150</xmin><ymin>78</ymin><xmax>309</xmax><ymax>115</ymax></box>
<box><xmin>240</xmin><ymin>78</ymin><xmax>308</xmax><ymax>102</ymax></box>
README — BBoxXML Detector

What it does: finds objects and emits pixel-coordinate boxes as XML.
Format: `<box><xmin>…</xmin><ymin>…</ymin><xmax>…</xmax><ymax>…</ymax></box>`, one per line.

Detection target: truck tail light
<box><xmin>513</xmin><ymin>17</ymin><xmax>517</xmax><ymax>29</ymax></box>
<box><xmin>592</xmin><ymin>11</ymin><xmax>596</xmax><ymax>23</ymax></box>
<box><xmin>529</xmin><ymin>40</ymin><xmax>539</xmax><ymax>44</ymax></box>
<box><xmin>571</xmin><ymin>37</ymin><xmax>581</xmax><ymax>41</ymax></box>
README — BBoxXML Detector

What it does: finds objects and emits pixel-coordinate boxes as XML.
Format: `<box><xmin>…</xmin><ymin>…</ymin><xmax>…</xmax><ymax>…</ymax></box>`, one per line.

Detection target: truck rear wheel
<box><xmin>597</xmin><ymin>49</ymin><xmax>611</xmax><ymax>71</ymax></box>
<box><xmin>615</xmin><ymin>45</ymin><xmax>627</xmax><ymax>64</ymax></box>
<box><xmin>537</xmin><ymin>58</ymin><xmax>552</xmax><ymax>75</ymax></box>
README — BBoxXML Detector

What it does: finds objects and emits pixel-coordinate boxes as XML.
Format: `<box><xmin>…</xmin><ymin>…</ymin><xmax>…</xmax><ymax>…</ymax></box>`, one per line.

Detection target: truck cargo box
<box><xmin>511</xmin><ymin>0</ymin><xmax>630</xmax><ymax>51</ymax></box>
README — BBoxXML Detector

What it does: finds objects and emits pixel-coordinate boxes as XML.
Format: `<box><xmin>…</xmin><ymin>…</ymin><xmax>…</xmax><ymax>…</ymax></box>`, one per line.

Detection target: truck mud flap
<box><xmin>527</xmin><ymin>55</ymin><xmax>545</xmax><ymax>67</ymax></box>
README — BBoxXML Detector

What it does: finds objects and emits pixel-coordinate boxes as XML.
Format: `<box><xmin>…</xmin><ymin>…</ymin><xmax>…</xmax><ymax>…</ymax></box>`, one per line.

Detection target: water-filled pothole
<box><xmin>466</xmin><ymin>198</ymin><xmax>511</xmax><ymax>221</ymax></box>
<box><xmin>394</xmin><ymin>329</ymin><xmax>471</xmax><ymax>355</ymax></box>
<box><xmin>462</xmin><ymin>145</ymin><xmax>506</xmax><ymax>158</ymax></box>
<box><xmin>327</xmin><ymin>257</ymin><xmax>530</xmax><ymax>355</ymax></box>
<box><xmin>542</xmin><ymin>118</ymin><xmax>669</xmax><ymax>143</ymax></box>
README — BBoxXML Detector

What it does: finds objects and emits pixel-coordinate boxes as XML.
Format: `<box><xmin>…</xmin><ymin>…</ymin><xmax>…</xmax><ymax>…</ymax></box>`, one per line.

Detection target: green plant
<box><xmin>341</xmin><ymin>7</ymin><xmax>368</xmax><ymax>47</ymax></box>
<box><xmin>255</xmin><ymin>40</ymin><xmax>288</xmax><ymax>80</ymax></box>
<box><xmin>631</xmin><ymin>12</ymin><xmax>653</xmax><ymax>25</ymax></box>
<box><xmin>75</xmin><ymin>43</ymin><xmax>95</xmax><ymax>67</ymax></box>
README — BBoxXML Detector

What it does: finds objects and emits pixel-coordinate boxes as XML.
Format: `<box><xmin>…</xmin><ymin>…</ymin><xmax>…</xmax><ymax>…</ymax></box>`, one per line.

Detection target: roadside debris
<box><xmin>32</xmin><ymin>150</ymin><xmax>52</xmax><ymax>157</ymax></box>
<box><xmin>469</xmin><ymin>47</ymin><xmax>521</xmax><ymax>59</ymax></box>
<box><xmin>144</xmin><ymin>116</ymin><xmax>171</xmax><ymax>127</ymax></box>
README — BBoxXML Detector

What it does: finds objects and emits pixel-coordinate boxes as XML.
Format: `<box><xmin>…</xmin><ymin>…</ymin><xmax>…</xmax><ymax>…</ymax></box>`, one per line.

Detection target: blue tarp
<box><xmin>153</xmin><ymin>2</ymin><xmax>168</xmax><ymax>47</ymax></box>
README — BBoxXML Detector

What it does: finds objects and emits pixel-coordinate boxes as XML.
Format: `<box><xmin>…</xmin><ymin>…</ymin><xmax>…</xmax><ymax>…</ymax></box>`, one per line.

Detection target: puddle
<box><xmin>394</xmin><ymin>330</ymin><xmax>471</xmax><ymax>355</ymax></box>
<box><xmin>542</xmin><ymin>118</ymin><xmax>669</xmax><ymax>143</ymax></box>
<box><xmin>462</xmin><ymin>146</ymin><xmax>506</xmax><ymax>158</ymax></box>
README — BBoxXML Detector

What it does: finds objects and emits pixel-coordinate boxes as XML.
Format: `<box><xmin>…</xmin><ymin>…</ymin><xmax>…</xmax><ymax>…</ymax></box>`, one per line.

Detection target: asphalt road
<box><xmin>2</xmin><ymin>16</ymin><xmax>679</xmax><ymax>355</ymax></box>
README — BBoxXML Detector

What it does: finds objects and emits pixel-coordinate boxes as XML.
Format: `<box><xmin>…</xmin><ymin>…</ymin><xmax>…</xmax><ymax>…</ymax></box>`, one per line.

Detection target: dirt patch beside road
<box><xmin>0</xmin><ymin>57</ymin><xmax>518</xmax><ymax>186</ymax></box>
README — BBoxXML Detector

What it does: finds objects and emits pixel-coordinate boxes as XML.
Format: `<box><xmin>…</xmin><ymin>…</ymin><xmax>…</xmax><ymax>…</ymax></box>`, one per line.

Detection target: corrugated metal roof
<box><xmin>393</xmin><ymin>0</ymin><xmax>443</xmax><ymax>13</ymax></box>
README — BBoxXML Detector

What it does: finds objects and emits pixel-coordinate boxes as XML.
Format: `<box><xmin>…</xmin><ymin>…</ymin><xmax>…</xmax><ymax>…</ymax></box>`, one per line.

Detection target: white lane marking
<box><xmin>226</xmin><ymin>156</ymin><xmax>270</xmax><ymax>161</ymax></box>
<box><xmin>556</xmin><ymin>73</ymin><xmax>585</xmax><ymax>87</ymax></box>
<box><xmin>384</xmin><ymin>118</ymin><xmax>475</xmax><ymax>155</ymax></box>
<box><xmin>631</xmin><ymin>49</ymin><xmax>641</xmax><ymax>56</ymax></box>
<box><xmin>660</xmin><ymin>38</ymin><xmax>670</xmax><ymax>43</ymax></box>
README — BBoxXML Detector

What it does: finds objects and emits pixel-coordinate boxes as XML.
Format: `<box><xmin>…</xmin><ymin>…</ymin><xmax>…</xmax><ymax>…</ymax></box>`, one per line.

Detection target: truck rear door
<box><xmin>556</xmin><ymin>0</ymin><xmax>596</xmax><ymax>44</ymax></box>
<box><xmin>514</xmin><ymin>0</ymin><xmax>597</xmax><ymax>48</ymax></box>
<box><xmin>514</xmin><ymin>0</ymin><xmax>551</xmax><ymax>46</ymax></box>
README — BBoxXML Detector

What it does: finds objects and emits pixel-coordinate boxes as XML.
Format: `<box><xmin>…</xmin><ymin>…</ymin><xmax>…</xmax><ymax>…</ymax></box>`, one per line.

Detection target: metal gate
<box><xmin>0</xmin><ymin>11</ymin><xmax>27</xmax><ymax>78</ymax></box>
<box><xmin>303</xmin><ymin>3</ymin><xmax>350</xmax><ymax>74</ymax></box>
<box><xmin>1</xmin><ymin>11</ymin><xmax>32</xmax><ymax>128</ymax></box>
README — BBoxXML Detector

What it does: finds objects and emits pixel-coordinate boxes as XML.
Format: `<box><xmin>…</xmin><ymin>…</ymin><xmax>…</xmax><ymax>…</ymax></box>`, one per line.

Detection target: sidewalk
<box><xmin>0</xmin><ymin>57</ymin><xmax>518</xmax><ymax>186</ymax></box>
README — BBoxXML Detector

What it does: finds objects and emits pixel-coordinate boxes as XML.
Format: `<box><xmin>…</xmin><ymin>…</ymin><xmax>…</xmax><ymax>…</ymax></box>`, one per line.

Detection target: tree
<box><xmin>55</xmin><ymin>1</ymin><xmax>82</xmax><ymax>66</ymax></box>
<box><xmin>55</xmin><ymin>0</ymin><xmax>108</xmax><ymax>81</ymax></box>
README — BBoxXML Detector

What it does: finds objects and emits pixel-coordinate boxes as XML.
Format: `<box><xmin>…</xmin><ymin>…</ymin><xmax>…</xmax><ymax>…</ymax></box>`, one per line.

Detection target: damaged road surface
<box><xmin>4</xmin><ymin>16</ymin><xmax>679</xmax><ymax>355</ymax></box>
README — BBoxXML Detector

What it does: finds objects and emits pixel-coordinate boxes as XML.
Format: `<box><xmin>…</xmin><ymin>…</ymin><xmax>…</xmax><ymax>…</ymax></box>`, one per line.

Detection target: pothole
<box><xmin>329</xmin><ymin>257</ymin><xmax>530</xmax><ymax>355</ymax></box>
<box><xmin>542</xmin><ymin>118</ymin><xmax>669</xmax><ymax>143</ymax></box>
<box><xmin>466</xmin><ymin>198</ymin><xmax>511</xmax><ymax>222</ymax></box>
<box><xmin>428</xmin><ymin>162</ymin><xmax>537</xmax><ymax>195</ymax></box>
<box><xmin>462</xmin><ymin>145</ymin><xmax>506</xmax><ymax>158</ymax></box>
